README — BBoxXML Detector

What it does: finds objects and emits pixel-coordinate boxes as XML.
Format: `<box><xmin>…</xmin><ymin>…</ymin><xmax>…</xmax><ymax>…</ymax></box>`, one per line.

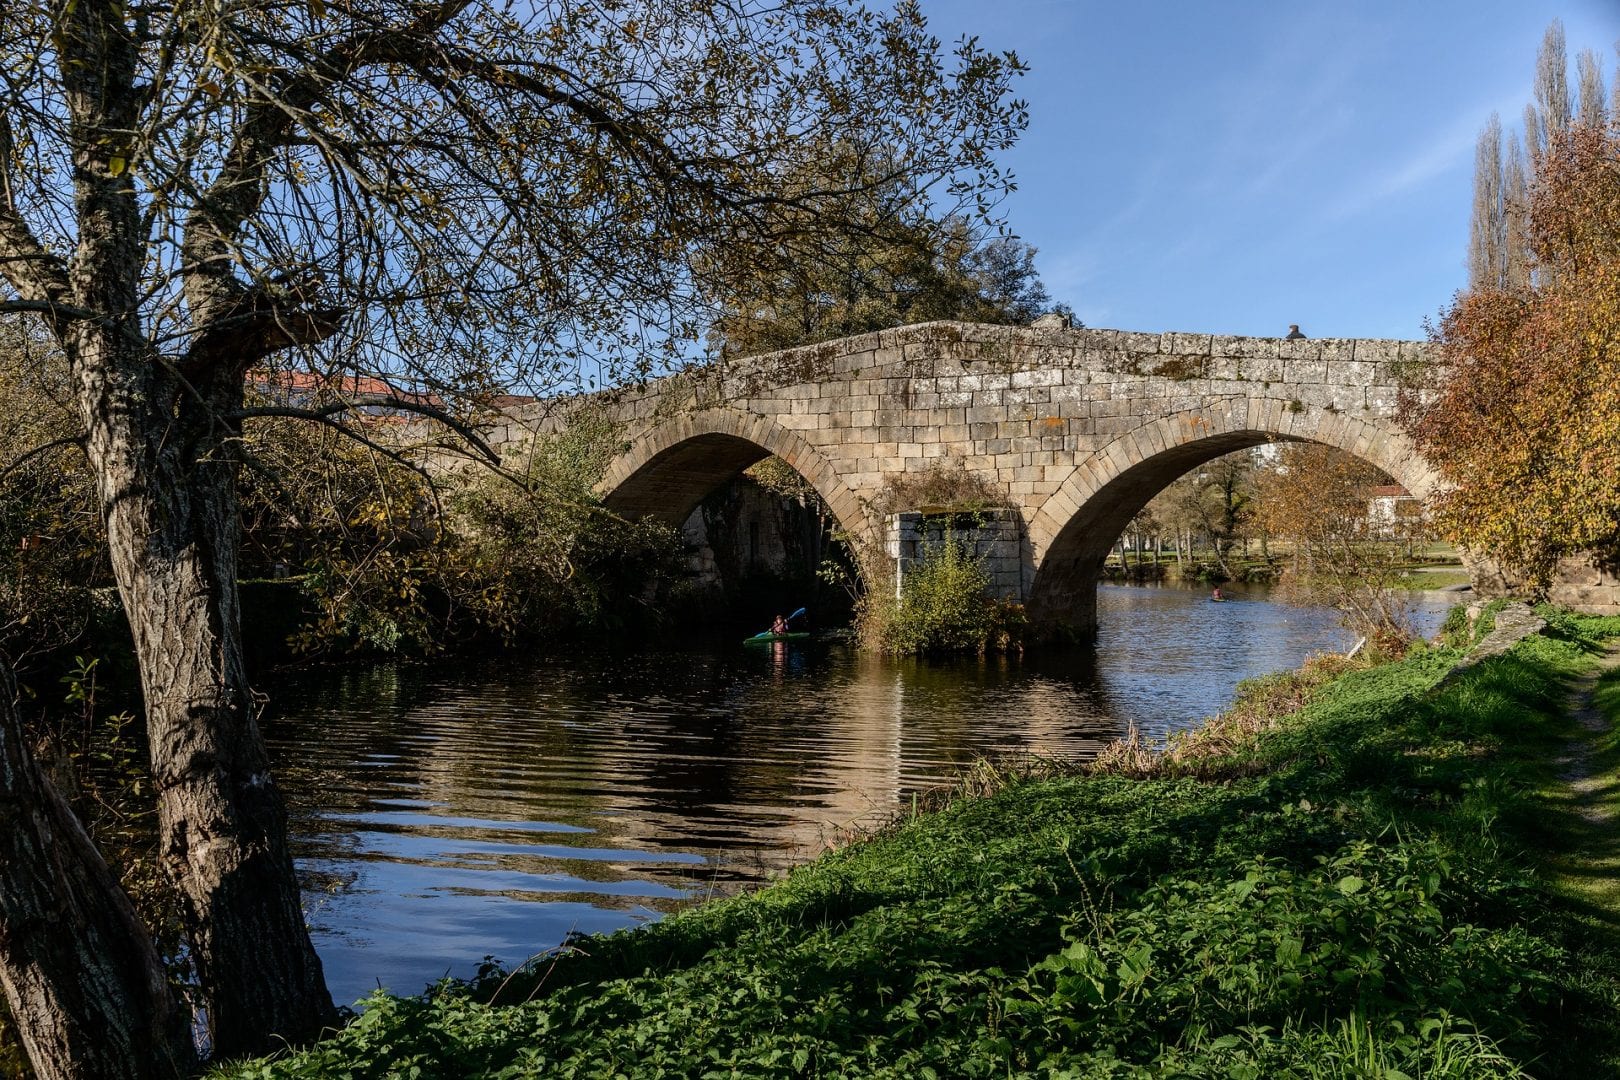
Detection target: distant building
<box><xmin>1366</xmin><ymin>483</ymin><xmax>1422</xmax><ymax>535</ymax></box>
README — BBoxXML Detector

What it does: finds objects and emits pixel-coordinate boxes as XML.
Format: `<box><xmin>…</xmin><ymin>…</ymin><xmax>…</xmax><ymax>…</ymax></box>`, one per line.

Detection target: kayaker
<box><xmin>772</xmin><ymin>613</ymin><xmax>789</xmax><ymax>635</ymax></box>
<box><xmin>1211</xmin><ymin>586</ymin><xmax>1223</xmax><ymax>602</ymax></box>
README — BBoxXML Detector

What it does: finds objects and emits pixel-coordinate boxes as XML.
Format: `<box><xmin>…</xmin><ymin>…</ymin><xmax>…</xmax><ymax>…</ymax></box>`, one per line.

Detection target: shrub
<box><xmin>859</xmin><ymin>534</ymin><xmax>1002</xmax><ymax>654</ymax></box>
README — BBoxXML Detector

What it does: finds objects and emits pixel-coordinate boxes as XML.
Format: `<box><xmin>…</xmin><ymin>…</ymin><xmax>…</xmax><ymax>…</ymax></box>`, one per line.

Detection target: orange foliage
<box><xmin>1403</xmin><ymin>123</ymin><xmax>1620</xmax><ymax>589</ymax></box>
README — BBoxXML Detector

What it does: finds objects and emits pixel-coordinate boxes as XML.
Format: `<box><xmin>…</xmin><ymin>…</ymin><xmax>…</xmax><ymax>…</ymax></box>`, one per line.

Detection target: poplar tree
<box><xmin>1467</xmin><ymin>114</ymin><xmax>1506</xmax><ymax>290</ymax></box>
<box><xmin>1468</xmin><ymin>21</ymin><xmax>1611</xmax><ymax>292</ymax></box>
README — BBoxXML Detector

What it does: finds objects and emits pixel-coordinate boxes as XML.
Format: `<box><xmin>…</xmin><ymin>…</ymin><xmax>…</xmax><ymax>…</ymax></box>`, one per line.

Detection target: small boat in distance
<box><xmin>745</xmin><ymin>606</ymin><xmax>809</xmax><ymax>644</ymax></box>
<box><xmin>743</xmin><ymin>631</ymin><xmax>812</xmax><ymax>645</ymax></box>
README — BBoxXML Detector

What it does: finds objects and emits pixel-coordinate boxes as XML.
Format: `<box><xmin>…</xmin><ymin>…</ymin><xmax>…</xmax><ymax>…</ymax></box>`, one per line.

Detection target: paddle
<box><xmin>755</xmin><ymin>607</ymin><xmax>808</xmax><ymax>637</ymax></box>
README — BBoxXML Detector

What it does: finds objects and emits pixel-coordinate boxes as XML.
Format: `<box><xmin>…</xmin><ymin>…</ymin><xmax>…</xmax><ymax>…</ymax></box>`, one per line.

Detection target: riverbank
<box><xmin>222</xmin><ymin>609</ymin><xmax>1620</xmax><ymax>1077</ymax></box>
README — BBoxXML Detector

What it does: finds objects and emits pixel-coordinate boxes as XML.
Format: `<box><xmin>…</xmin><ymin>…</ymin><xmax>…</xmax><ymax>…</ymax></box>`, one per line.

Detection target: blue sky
<box><xmin>920</xmin><ymin>1</ymin><xmax>1618</xmax><ymax>340</ymax></box>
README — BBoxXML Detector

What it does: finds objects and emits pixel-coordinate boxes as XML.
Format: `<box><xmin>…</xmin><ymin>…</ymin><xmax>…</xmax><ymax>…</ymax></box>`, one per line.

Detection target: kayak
<box><xmin>743</xmin><ymin>631</ymin><xmax>812</xmax><ymax>645</ymax></box>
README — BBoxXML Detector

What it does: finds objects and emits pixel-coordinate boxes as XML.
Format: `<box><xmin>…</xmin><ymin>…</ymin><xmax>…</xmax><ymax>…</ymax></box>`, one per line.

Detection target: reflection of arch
<box><xmin>1026</xmin><ymin>401</ymin><xmax>1437</xmax><ymax>623</ymax></box>
<box><xmin>598</xmin><ymin>408</ymin><xmax>874</xmax><ymax>545</ymax></box>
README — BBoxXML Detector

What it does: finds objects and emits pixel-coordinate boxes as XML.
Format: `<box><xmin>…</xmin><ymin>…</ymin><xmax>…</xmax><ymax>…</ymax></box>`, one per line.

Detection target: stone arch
<box><xmin>1025</xmin><ymin>399</ymin><xmax>1438</xmax><ymax>625</ymax></box>
<box><xmin>598</xmin><ymin>407</ymin><xmax>875</xmax><ymax>546</ymax></box>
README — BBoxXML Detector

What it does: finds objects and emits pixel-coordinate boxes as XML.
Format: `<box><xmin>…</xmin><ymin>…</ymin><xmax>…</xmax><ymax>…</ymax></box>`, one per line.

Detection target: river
<box><xmin>266</xmin><ymin>582</ymin><xmax>1456</xmax><ymax>1005</ymax></box>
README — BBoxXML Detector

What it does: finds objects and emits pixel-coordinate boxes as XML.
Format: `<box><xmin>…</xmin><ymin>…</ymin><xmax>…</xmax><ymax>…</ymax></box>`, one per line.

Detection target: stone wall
<box><xmin>886</xmin><ymin>509</ymin><xmax>1024</xmax><ymax>601</ymax></box>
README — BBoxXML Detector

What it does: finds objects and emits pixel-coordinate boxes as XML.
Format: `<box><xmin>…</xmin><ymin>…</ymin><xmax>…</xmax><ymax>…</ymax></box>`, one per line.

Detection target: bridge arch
<box><xmin>597</xmin><ymin>407</ymin><xmax>876</xmax><ymax>548</ymax></box>
<box><xmin>1026</xmin><ymin>400</ymin><xmax>1438</xmax><ymax>625</ymax></box>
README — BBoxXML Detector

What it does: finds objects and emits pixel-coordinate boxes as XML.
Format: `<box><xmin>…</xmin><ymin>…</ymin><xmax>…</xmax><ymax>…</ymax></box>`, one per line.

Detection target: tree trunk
<box><xmin>17</xmin><ymin>0</ymin><xmax>332</xmax><ymax>1062</ymax></box>
<box><xmin>76</xmin><ymin>358</ymin><xmax>337</xmax><ymax>1057</ymax></box>
<box><xmin>0</xmin><ymin>661</ymin><xmax>197</xmax><ymax>1079</ymax></box>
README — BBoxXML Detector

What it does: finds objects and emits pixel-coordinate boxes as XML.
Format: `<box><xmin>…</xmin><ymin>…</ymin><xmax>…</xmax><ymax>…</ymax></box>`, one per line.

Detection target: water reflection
<box><xmin>267</xmin><ymin>583</ymin><xmax>1455</xmax><ymax>1003</ymax></box>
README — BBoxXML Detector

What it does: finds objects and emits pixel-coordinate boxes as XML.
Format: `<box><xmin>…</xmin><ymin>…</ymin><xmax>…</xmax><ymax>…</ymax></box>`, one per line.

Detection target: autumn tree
<box><xmin>1408</xmin><ymin>55</ymin><xmax>1620</xmax><ymax>591</ymax></box>
<box><xmin>1252</xmin><ymin>443</ymin><xmax>1421</xmax><ymax>652</ymax></box>
<box><xmin>0</xmin><ymin>0</ymin><xmax>1027</xmax><ymax>1070</ymax></box>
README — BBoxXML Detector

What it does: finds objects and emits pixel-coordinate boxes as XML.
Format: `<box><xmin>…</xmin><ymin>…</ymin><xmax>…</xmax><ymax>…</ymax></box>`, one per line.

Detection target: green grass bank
<box><xmin>223</xmin><ymin>611</ymin><xmax>1620</xmax><ymax>1078</ymax></box>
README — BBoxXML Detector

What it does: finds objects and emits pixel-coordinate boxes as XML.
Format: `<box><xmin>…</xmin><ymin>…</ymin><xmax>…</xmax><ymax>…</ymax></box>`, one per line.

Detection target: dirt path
<box><xmin>1557</xmin><ymin>642</ymin><xmax>1620</xmax><ymax>824</ymax></box>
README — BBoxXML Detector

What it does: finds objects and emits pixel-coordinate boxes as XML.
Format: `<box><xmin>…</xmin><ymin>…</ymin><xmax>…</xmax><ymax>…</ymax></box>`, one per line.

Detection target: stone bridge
<box><xmin>487</xmin><ymin>321</ymin><xmax>1437</xmax><ymax>629</ymax></box>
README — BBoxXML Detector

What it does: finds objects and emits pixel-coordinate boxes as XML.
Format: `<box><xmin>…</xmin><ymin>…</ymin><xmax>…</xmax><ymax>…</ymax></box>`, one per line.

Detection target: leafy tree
<box><xmin>1468</xmin><ymin>22</ymin><xmax>1610</xmax><ymax>292</ymax></box>
<box><xmin>0</xmin><ymin>0</ymin><xmax>1027</xmax><ymax>1069</ymax></box>
<box><xmin>711</xmin><ymin>208</ymin><xmax>1067</xmax><ymax>358</ymax></box>
<box><xmin>1141</xmin><ymin>452</ymin><xmax>1256</xmax><ymax>577</ymax></box>
<box><xmin>1252</xmin><ymin>444</ymin><xmax>1420</xmax><ymax>653</ymax></box>
<box><xmin>1407</xmin><ymin>107</ymin><xmax>1620</xmax><ymax>591</ymax></box>
<box><xmin>0</xmin><ymin>321</ymin><xmax>107</xmax><ymax>672</ymax></box>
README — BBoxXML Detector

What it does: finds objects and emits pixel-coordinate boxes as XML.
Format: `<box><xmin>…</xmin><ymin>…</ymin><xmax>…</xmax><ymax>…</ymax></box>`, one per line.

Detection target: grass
<box><xmin>219</xmin><ymin>612</ymin><xmax>1620</xmax><ymax>1078</ymax></box>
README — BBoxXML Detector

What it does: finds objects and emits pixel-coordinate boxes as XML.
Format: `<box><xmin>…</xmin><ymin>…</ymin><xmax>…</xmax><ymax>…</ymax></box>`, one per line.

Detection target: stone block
<box><xmin>1326</xmin><ymin>386</ymin><xmax>1366</xmax><ymax>412</ymax></box>
<box><xmin>1165</xmin><ymin>331</ymin><xmax>1213</xmax><ymax>355</ymax></box>
<box><xmin>1277</xmin><ymin>338</ymin><xmax>1321</xmax><ymax>361</ymax></box>
<box><xmin>1351</xmin><ymin>339</ymin><xmax>1401</xmax><ymax>365</ymax></box>
<box><xmin>1116</xmin><ymin>331</ymin><xmax>1163</xmax><ymax>355</ymax></box>
<box><xmin>1366</xmin><ymin>388</ymin><xmax>1400</xmax><ymax>413</ymax></box>
<box><xmin>902</xmin><ymin>340</ymin><xmax>941</xmax><ymax>365</ymax></box>
<box><xmin>1283</xmin><ymin>359</ymin><xmax>1328</xmax><ymax>384</ymax></box>
<box><xmin>1315</xmin><ymin>339</ymin><xmax>1355</xmax><ymax>362</ymax></box>
<box><xmin>1010</xmin><ymin>368</ymin><xmax>1064</xmax><ymax>388</ymax></box>
<box><xmin>1209</xmin><ymin>335</ymin><xmax>1280</xmax><ymax>359</ymax></box>
<box><xmin>966</xmin><ymin>405</ymin><xmax>1003</xmax><ymax>425</ymax></box>
<box><xmin>974</xmin><ymin>388</ymin><xmax>1006</xmax><ymax>407</ymax></box>
<box><xmin>1325</xmin><ymin>359</ymin><xmax>1377</xmax><ymax>386</ymax></box>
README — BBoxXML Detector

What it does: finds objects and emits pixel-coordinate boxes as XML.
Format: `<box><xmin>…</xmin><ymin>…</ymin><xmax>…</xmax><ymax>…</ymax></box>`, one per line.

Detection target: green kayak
<box><xmin>743</xmin><ymin>631</ymin><xmax>811</xmax><ymax>645</ymax></box>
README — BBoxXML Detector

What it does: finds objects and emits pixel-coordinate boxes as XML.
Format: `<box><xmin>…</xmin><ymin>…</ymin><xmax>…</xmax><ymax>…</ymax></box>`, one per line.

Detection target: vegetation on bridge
<box><xmin>220</xmin><ymin>611</ymin><xmax>1620</xmax><ymax>1078</ymax></box>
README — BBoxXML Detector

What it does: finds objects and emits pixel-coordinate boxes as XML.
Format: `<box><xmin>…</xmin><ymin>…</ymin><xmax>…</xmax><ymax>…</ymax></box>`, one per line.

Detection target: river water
<box><xmin>266</xmin><ymin>582</ymin><xmax>1456</xmax><ymax>1005</ymax></box>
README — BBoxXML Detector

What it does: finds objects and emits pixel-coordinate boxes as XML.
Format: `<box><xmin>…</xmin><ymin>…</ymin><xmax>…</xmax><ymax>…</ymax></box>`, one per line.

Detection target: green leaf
<box><xmin>1337</xmin><ymin>875</ymin><xmax>1365</xmax><ymax>895</ymax></box>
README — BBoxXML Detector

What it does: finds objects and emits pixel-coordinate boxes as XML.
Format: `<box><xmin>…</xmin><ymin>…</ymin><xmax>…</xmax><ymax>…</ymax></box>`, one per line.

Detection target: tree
<box><xmin>1140</xmin><ymin>452</ymin><xmax>1255</xmax><ymax>577</ymax></box>
<box><xmin>1468</xmin><ymin>21</ymin><xmax>1610</xmax><ymax>291</ymax></box>
<box><xmin>1406</xmin><ymin>37</ymin><xmax>1620</xmax><ymax>592</ymax></box>
<box><xmin>1252</xmin><ymin>443</ymin><xmax>1420</xmax><ymax>652</ymax></box>
<box><xmin>710</xmin><ymin>205</ymin><xmax>1066</xmax><ymax>358</ymax></box>
<box><xmin>0</xmin><ymin>0</ymin><xmax>1027</xmax><ymax>1067</ymax></box>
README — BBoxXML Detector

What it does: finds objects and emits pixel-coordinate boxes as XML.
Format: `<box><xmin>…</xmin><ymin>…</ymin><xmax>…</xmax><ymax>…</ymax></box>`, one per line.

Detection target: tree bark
<box><xmin>75</xmin><ymin>348</ymin><xmax>337</xmax><ymax>1057</ymax></box>
<box><xmin>49</xmin><ymin>0</ymin><xmax>336</xmax><ymax>1055</ymax></box>
<box><xmin>0</xmin><ymin>661</ymin><xmax>197</xmax><ymax>1079</ymax></box>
